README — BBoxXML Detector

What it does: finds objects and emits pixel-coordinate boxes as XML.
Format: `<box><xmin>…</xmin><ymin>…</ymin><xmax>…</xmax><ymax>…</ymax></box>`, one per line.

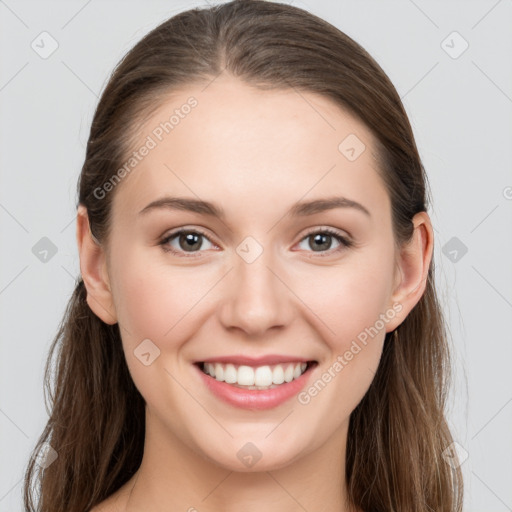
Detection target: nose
<box><xmin>217</xmin><ymin>247</ymin><xmax>295</xmax><ymax>338</ymax></box>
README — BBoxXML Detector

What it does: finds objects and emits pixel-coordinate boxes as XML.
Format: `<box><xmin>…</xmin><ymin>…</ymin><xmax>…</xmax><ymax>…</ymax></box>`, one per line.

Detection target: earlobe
<box><xmin>76</xmin><ymin>205</ymin><xmax>118</xmax><ymax>325</ymax></box>
<box><xmin>387</xmin><ymin>211</ymin><xmax>433</xmax><ymax>331</ymax></box>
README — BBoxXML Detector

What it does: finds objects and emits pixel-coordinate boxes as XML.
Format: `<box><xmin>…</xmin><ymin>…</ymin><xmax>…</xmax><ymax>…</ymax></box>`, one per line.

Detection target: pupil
<box><xmin>180</xmin><ymin>233</ymin><xmax>201</xmax><ymax>251</ymax></box>
<box><xmin>311</xmin><ymin>233</ymin><xmax>331</xmax><ymax>251</ymax></box>
<box><xmin>177</xmin><ymin>233</ymin><xmax>332</xmax><ymax>253</ymax></box>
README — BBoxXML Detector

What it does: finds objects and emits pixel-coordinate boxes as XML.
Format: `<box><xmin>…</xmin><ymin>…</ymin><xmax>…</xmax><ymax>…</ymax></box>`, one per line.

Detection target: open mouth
<box><xmin>195</xmin><ymin>360</ymin><xmax>318</xmax><ymax>390</ymax></box>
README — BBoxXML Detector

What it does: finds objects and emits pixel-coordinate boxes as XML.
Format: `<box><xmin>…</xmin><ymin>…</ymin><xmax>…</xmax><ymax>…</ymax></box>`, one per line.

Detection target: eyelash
<box><xmin>159</xmin><ymin>227</ymin><xmax>353</xmax><ymax>258</ymax></box>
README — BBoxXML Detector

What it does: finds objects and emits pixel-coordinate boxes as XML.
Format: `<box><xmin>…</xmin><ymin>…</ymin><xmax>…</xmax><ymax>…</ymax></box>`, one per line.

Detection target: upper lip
<box><xmin>196</xmin><ymin>355</ymin><xmax>316</xmax><ymax>367</ymax></box>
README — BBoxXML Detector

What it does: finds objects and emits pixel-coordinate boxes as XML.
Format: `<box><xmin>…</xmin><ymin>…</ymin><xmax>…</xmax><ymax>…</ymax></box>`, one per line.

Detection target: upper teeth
<box><xmin>203</xmin><ymin>362</ymin><xmax>308</xmax><ymax>387</ymax></box>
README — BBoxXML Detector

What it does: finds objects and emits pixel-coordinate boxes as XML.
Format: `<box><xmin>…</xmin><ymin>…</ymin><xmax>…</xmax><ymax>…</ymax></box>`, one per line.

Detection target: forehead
<box><xmin>111</xmin><ymin>74</ymin><xmax>388</xmax><ymax>222</ymax></box>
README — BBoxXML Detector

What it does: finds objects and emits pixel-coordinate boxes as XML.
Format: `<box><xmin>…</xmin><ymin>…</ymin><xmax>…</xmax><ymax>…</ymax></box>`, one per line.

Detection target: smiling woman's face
<box><xmin>80</xmin><ymin>74</ymin><xmax>422</xmax><ymax>472</ymax></box>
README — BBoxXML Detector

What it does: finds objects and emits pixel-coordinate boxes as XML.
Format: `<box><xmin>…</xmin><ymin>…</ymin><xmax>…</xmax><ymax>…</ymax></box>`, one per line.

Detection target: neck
<box><xmin>118</xmin><ymin>408</ymin><xmax>358</xmax><ymax>512</ymax></box>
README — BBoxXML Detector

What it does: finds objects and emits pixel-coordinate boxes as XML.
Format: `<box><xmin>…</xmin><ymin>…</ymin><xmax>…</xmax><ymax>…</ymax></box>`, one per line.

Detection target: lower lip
<box><xmin>195</xmin><ymin>363</ymin><xmax>316</xmax><ymax>410</ymax></box>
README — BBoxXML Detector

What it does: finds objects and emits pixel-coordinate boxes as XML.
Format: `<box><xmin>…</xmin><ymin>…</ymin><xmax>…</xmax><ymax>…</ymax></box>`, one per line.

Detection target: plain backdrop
<box><xmin>1</xmin><ymin>1</ymin><xmax>511</xmax><ymax>510</ymax></box>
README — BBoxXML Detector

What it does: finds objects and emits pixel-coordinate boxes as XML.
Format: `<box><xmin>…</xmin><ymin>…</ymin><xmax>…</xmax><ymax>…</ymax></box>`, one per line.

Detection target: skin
<box><xmin>78</xmin><ymin>73</ymin><xmax>433</xmax><ymax>512</ymax></box>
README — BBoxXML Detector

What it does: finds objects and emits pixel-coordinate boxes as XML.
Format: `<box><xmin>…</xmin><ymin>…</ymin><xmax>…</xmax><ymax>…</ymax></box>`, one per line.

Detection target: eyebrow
<box><xmin>138</xmin><ymin>195</ymin><xmax>371</xmax><ymax>218</ymax></box>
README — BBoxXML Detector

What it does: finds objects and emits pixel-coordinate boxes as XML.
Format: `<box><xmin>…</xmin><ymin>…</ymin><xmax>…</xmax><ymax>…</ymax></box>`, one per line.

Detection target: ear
<box><xmin>386</xmin><ymin>211</ymin><xmax>434</xmax><ymax>332</ymax></box>
<box><xmin>76</xmin><ymin>205</ymin><xmax>118</xmax><ymax>325</ymax></box>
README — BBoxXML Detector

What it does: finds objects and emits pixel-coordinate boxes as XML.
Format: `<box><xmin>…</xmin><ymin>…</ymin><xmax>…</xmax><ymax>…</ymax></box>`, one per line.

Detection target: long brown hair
<box><xmin>24</xmin><ymin>1</ymin><xmax>464</xmax><ymax>510</ymax></box>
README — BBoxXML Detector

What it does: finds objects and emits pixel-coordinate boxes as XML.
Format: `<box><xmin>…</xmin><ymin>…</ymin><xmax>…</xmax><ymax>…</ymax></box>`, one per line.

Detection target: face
<box><xmin>84</xmin><ymin>74</ymin><xmax>421</xmax><ymax>472</ymax></box>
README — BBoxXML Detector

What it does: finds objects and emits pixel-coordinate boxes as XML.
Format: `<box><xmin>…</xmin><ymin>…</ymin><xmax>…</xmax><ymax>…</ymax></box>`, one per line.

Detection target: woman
<box><xmin>24</xmin><ymin>1</ymin><xmax>464</xmax><ymax>511</ymax></box>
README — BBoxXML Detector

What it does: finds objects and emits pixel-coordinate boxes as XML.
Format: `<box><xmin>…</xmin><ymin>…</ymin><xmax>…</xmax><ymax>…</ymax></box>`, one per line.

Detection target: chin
<box><xmin>196</xmin><ymin>435</ymin><xmax>309</xmax><ymax>473</ymax></box>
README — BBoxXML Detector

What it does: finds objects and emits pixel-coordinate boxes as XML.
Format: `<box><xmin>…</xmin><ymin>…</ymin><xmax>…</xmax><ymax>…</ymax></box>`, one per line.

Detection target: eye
<box><xmin>159</xmin><ymin>228</ymin><xmax>216</xmax><ymax>257</ymax></box>
<box><xmin>159</xmin><ymin>227</ymin><xmax>353</xmax><ymax>258</ymax></box>
<box><xmin>296</xmin><ymin>228</ymin><xmax>353</xmax><ymax>256</ymax></box>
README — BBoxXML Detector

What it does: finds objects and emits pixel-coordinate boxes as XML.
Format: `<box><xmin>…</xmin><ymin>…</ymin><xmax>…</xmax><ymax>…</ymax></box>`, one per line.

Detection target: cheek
<box><xmin>294</xmin><ymin>247</ymin><xmax>396</xmax><ymax>345</ymax></box>
<box><xmin>109</xmin><ymin>250</ymin><xmax>208</xmax><ymax>403</ymax></box>
<box><xmin>111</xmin><ymin>247</ymin><xmax>210</xmax><ymax>342</ymax></box>
<box><xmin>292</xmin><ymin>253</ymin><xmax>394</xmax><ymax>419</ymax></box>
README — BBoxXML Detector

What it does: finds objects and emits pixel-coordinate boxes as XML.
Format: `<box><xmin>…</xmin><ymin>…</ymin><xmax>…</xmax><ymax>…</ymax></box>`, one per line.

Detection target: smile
<box><xmin>199</xmin><ymin>361</ymin><xmax>311</xmax><ymax>389</ymax></box>
<box><xmin>194</xmin><ymin>358</ymin><xmax>318</xmax><ymax>410</ymax></box>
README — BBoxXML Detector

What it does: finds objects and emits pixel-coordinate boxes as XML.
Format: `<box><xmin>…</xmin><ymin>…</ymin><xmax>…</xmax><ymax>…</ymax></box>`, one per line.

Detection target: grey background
<box><xmin>1</xmin><ymin>0</ymin><xmax>511</xmax><ymax>510</ymax></box>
